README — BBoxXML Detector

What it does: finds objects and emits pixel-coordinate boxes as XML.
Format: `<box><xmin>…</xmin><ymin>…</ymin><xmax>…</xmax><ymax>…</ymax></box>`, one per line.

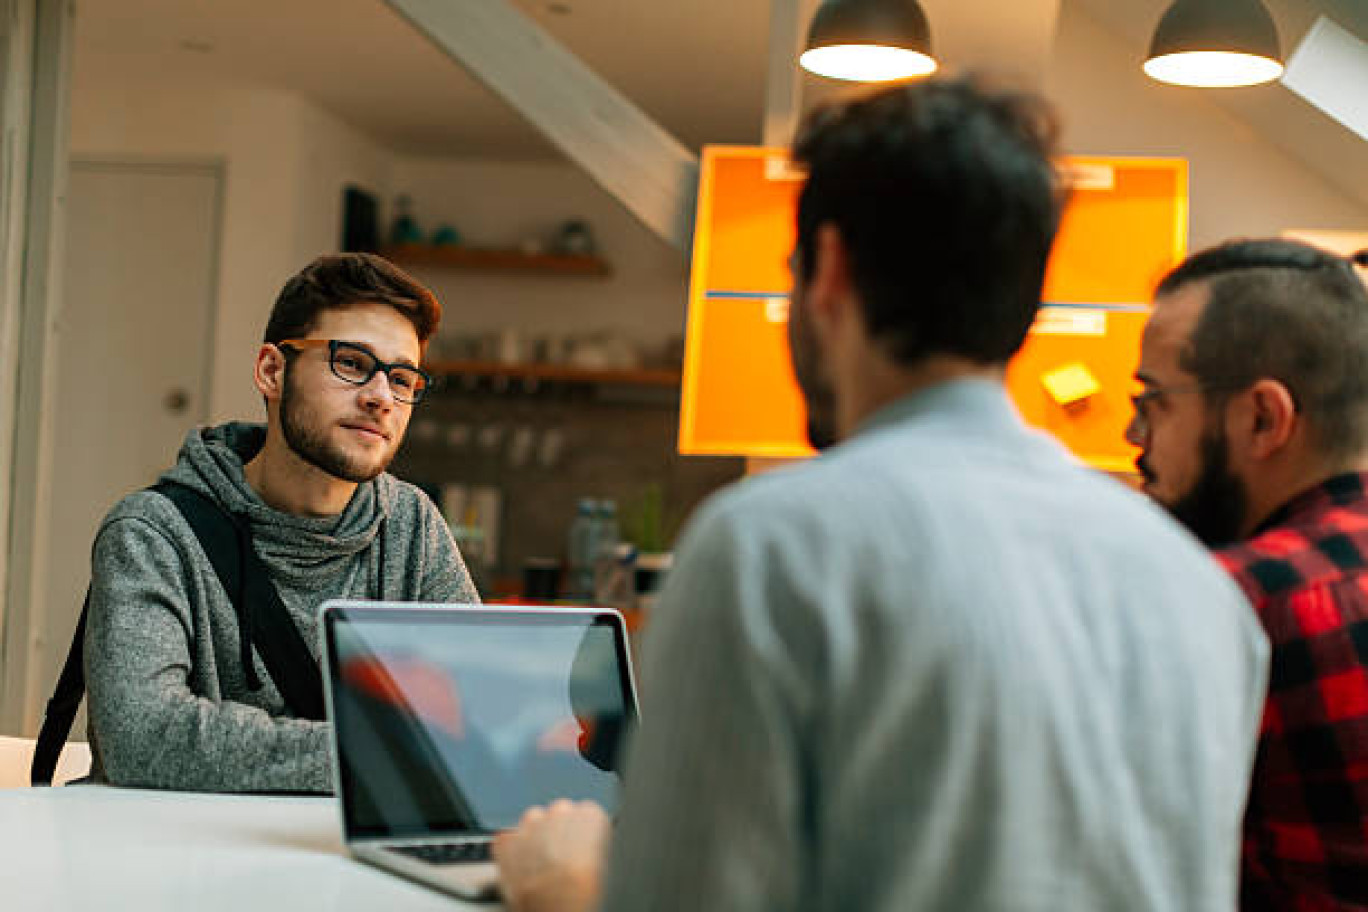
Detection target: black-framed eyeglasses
<box><xmin>277</xmin><ymin>339</ymin><xmax>432</xmax><ymax>405</ymax></box>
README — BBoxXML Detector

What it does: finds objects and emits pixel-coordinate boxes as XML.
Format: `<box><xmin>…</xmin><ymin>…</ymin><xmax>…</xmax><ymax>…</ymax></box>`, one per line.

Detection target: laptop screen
<box><xmin>324</xmin><ymin>605</ymin><xmax>636</xmax><ymax>839</ymax></box>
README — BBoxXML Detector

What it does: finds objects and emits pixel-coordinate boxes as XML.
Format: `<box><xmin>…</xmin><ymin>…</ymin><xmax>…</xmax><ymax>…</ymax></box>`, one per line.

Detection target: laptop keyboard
<box><xmin>387</xmin><ymin>842</ymin><xmax>492</xmax><ymax>865</ymax></box>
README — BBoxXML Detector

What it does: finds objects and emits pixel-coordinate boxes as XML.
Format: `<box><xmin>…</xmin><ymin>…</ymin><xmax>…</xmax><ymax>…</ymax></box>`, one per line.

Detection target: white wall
<box><xmin>68</xmin><ymin>51</ymin><xmax>395</xmax><ymax>423</ymax></box>
<box><xmin>1048</xmin><ymin>7</ymin><xmax>1368</xmax><ymax>248</ymax></box>
<box><xmin>391</xmin><ymin>157</ymin><xmax>689</xmax><ymax>355</ymax></box>
<box><xmin>293</xmin><ymin>100</ymin><xmax>394</xmax><ymax>269</ymax></box>
<box><xmin>67</xmin><ymin>54</ymin><xmax>689</xmax><ymax>394</ymax></box>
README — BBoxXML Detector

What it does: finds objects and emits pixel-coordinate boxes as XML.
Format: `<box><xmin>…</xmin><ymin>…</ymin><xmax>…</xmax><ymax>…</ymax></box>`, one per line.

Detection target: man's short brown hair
<box><xmin>264</xmin><ymin>253</ymin><xmax>441</xmax><ymax>352</ymax></box>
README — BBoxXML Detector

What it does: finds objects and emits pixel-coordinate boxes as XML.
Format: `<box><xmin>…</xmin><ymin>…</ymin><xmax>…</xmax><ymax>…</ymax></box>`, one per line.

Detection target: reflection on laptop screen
<box><xmin>328</xmin><ymin>608</ymin><xmax>633</xmax><ymax>838</ymax></box>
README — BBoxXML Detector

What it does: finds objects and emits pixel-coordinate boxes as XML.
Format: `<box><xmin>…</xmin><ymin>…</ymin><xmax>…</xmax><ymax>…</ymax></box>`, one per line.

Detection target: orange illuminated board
<box><xmin>679</xmin><ymin>146</ymin><xmax>1187</xmax><ymax>470</ymax></box>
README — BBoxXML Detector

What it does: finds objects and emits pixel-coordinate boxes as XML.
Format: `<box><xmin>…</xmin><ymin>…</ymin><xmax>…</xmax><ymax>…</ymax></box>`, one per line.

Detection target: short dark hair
<box><xmin>791</xmin><ymin>76</ymin><xmax>1063</xmax><ymax>367</ymax></box>
<box><xmin>1158</xmin><ymin>238</ymin><xmax>1368</xmax><ymax>461</ymax></box>
<box><xmin>264</xmin><ymin>253</ymin><xmax>441</xmax><ymax>351</ymax></box>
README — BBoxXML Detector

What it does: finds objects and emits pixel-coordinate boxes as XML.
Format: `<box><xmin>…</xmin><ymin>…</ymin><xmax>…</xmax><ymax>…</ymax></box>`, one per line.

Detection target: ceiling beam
<box><xmin>386</xmin><ymin>0</ymin><xmax>699</xmax><ymax>252</ymax></box>
<box><xmin>1283</xmin><ymin>16</ymin><xmax>1368</xmax><ymax>142</ymax></box>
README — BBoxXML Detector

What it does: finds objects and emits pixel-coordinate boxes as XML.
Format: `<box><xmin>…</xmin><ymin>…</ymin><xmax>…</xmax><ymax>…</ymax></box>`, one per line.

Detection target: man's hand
<box><xmin>493</xmin><ymin>799</ymin><xmax>611</xmax><ymax>912</ymax></box>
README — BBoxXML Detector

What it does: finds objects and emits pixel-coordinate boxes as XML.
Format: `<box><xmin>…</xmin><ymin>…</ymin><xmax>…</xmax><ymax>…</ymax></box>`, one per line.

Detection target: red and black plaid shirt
<box><xmin>1217</xmin><ymin>472</ymin><xmax>1368</xmax><ymax>911</ymax></box>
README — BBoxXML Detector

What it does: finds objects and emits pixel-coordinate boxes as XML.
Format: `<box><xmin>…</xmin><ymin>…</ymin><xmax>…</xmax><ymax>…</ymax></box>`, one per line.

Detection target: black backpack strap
<box><xmin>30</xmin><ymin>482</ymin><xmax>326</xmax><ymax>786</ymax></box>
<box><xmin>154</xmin><ymin>481</ymin><xmax>325</xmax><ymax>721</ymax></box>
<box><xmin>31</xmin><ymin>592</ymin><xmax>92</xmax><ymax>786</ymax></box>
<box><xmin>152</xmin><ymin>481</ymin><xmax>258</xmax><ymax>689</ymax></box>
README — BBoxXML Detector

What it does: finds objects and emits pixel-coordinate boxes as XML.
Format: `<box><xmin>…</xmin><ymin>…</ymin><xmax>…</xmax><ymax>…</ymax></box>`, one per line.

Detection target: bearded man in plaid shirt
<box><xmin>1130</xmin><ymin>238</ymin><xmax>1368</xmax><ymax>911</ymax></box>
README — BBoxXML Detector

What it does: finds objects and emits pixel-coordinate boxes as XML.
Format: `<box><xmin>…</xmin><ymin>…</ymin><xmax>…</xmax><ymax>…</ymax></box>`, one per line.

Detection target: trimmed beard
<box><xmin>1166</xmin><ymin>427</ymin><xmax>1250</xmax><ymax>548</ymax></box>
<box><xmin>279</xmin><ymin>363</ymin><xmax>393</xmax><ymax>484</ymax></box>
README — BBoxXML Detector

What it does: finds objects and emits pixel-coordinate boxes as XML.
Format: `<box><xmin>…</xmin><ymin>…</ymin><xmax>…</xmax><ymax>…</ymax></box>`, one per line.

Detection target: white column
<box><xmin>0</xmin><ymin>0</ymin><xmax>74</xmax><ymax>735</ymax></box>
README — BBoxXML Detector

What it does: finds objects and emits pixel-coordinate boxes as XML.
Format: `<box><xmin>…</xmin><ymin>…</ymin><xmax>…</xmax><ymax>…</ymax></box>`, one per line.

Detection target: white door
<box><xmin>36</xmin><ymin>161</ymin><xmax>220</xmax><ymax>725</ymax></box>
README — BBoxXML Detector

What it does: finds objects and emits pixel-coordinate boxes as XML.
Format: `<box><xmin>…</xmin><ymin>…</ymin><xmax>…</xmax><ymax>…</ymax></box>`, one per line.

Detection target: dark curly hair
<box><xmin>791</xmin><ymin>75</ymin><xmax>1064</xmax><ymax>367</ymax></box>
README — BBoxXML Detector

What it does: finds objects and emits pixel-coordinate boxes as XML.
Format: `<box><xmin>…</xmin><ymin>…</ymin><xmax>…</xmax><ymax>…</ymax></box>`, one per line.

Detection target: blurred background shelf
<box><xmin>428</xmin><ymin>360</ymin><xmax>681</xmax><ymax>388</ymax></box>
<box><xmin>382</xmin><ymin>244</ymin><xmax>612</xmax><ymax>277</ymax></box>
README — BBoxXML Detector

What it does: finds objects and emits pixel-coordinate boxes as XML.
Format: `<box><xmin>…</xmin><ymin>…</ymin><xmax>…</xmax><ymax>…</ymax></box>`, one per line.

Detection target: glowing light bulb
<box><xmin>799</xmin><ymin>44</ymin><xmax>937</xmax><ymax>82</ymax></box>
<box><xmin>1143</xmin><ymin>50</ymin><xmax>1284</xmax><ymax>87</ymax></box>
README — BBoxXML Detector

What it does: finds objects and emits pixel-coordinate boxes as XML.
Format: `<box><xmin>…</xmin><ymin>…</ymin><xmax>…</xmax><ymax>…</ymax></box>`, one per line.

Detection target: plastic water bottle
<box><xmin>592</xmin><ymin>500</ymin><xmax>622</xmax><ymax>606</ymax></box>
<box><xmin>566</xmin><ymin>498</ymin><xmax>598</xmax><ymax>601</ymax></box>
<box><xmin>595</xmin><ymin>542</ymin><xmax>638</xmax><ymax>612</ymax></box>
<box><xmin>596</xmin><ymin>500</ymin><xmax>621</xmax><ymax>564</ymax></box>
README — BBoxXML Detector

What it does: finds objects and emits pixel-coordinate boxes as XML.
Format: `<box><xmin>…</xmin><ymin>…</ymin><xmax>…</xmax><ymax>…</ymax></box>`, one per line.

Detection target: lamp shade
<box><xmin>800</xmin><ymin>0</ymin><xmax>937</xmax><ymax>82</ymax></box>
<box><xmin>1144</xmin><ymin>0</ymin><xmax>1284</xmax><ymax>87</ymax></box>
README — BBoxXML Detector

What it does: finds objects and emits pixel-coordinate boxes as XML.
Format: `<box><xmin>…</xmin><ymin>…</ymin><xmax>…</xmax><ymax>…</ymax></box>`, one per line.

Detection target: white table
<box><xmin>0</xmin><ymin>785</ymin><xmax>493</xmax><ymax>911</ymax></box>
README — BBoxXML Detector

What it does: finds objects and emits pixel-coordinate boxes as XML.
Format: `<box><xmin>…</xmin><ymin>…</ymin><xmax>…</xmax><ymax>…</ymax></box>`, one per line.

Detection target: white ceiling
<box><xmin>73</xmin><ymin>0</ymin><xmax>772</xmax><ymax>158</ymax></box>
<box><xmin>73</xmin><ymin>0</ymin><xmax>1368</xmax><ymax>197</ymax></box>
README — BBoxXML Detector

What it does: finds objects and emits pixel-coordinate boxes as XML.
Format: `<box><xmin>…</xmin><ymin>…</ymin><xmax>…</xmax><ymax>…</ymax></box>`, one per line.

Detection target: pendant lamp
<box><xmin>1144</xmin><ymin>0</ymin><xmax>1284</xmax><ymax>87</ymax></box>
<box><xmin>799</xmin><ymin>0</ymin><xmax>938</xmax><ymax>83</ymax></box>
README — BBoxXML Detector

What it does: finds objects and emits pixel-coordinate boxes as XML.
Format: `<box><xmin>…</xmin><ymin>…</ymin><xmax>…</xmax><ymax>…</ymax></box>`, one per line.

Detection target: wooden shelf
<box><xmin>382</xmin><ymin>244</ymin><xmax>612</xmax><ymax>277</ymax></box>
<box><xmin>428</xmin><ymin>360</ymin><xmax>680</xmax><ymax>388</ymax></box>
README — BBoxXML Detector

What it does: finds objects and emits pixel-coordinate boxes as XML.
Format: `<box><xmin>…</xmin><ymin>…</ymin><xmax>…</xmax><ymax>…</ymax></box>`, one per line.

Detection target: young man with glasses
<box><xmin>83</xmin><ymin>252</ymin><xmax>477</xmax><ymax>792</ymax></box>
<box><xmin>1129</xmin><ymin>239</ymin><xmax>1368</xmax><ymax>909</ymax></box>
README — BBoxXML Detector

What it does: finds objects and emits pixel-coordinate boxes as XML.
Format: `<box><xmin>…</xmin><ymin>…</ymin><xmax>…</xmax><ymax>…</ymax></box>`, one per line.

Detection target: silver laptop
<box><xmin>321</xmin><ymin>601</ymin><xmax>640</xmax><ymax>902</ymax></box>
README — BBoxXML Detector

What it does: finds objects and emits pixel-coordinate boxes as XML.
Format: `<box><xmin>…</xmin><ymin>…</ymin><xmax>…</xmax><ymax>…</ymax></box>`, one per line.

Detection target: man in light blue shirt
<box><xmin>494</xmin><ymin>77</ymin><xmax>1270</xmax><ymax>912</ymax></box>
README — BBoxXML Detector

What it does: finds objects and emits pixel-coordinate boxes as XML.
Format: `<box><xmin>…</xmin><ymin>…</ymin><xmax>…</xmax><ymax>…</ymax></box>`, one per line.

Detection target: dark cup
<box><xmin>633</xmin><ymin>553</ymin><xmax>673</xmax><ymax>597</ymax></box>
<box><xmin>522</xmin><ymin>557</ymin><xmax>562</xmax><ymax>601</ymax></box>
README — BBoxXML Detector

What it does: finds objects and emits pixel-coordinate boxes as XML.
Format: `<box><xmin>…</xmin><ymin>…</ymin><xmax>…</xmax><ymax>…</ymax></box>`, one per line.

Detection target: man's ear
<box><xmin>254</xmin><ymin>344</ymin><xmax>287</xmax><ymax>402</ymax></box>
<box><xmin>807</xmin><ymin>223</ymin><xmax>856</xmax><ymax>331</ymax></box>
<box><xmin>1231</xmin><ymin>379</ymin><xmax>1297</xmax><ymax>460</ymax></box>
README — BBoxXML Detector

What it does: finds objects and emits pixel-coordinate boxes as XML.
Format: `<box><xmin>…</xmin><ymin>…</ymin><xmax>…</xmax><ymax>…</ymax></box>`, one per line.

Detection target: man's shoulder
<box><xmin>1217</xmin><ymin>514</ymin><xmax>1368</xmax><ymax>602</ymax></box>
<box><xmin>700</xmin><ymin>425</ymin><xmax>1093</xmax><ymax>525</ymax></box>
<box><xmin>686</xmin><ymin>438</ymin><xmax>990</xmax><ymax>553</ymax></box>
<box><xmin>99</xmin><ymin>486</ymin><xmax>193</xmax><ymax>535</ymax></box>
<box><xmin>709</xmin><ymin>424</ymin><xmax>1133</xmax><ymax>521</ymax></box>
<box><xmin>699</xmin><ymin>450</ymin><xmax>866</xmax><ymax>527</ymax></box>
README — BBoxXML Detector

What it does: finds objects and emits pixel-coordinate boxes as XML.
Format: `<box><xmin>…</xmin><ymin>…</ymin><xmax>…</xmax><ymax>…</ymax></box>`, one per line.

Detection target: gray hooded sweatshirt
<box><xmin>84</xmin><ymin>422</ymin><xmax>478</xmax><ymax>792</ymax></box>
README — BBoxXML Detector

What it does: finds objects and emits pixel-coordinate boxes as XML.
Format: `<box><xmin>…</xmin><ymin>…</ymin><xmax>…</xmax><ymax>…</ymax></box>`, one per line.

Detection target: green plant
<box><xmin>621</xmin><ymin>483</ymin><xmax>677</xmax><ymax>554</ymax></box>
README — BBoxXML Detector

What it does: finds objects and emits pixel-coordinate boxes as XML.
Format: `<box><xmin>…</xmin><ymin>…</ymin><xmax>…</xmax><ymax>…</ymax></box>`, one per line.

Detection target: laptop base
<box><xmin>353</xmin><ymin>842</ymin><xmax>501</xmax><ymax>903</ymax></box>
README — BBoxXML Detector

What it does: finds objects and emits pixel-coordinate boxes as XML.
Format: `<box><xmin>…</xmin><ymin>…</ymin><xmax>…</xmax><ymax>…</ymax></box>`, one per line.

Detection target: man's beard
<box><xmin>787</xmin><ymin>296</ymin><xmax>838</xmax><ymax>451</ymax></box>
<box><xmin>279</xmin><ymin>368</ymin><xmax>393</xmax><ymax>484</ymax></box>
<box><xmin>1161</xmin><ymin>428</ymin><xmax>1250</xmax><ymax>548</ymax></box>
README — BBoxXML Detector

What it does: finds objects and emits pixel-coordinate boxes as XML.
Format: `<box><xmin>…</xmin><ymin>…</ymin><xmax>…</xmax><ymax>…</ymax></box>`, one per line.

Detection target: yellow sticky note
<box><xmin>1041</xmin><ymin>362</ymin><xmax>1100</xmax><ymax>406</ymax></box>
